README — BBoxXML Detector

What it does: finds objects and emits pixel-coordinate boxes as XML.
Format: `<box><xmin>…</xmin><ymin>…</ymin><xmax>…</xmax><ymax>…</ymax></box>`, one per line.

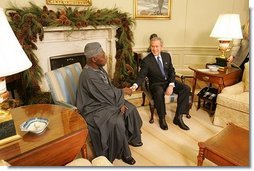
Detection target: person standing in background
<box><xmin>227</xmin><ymin>20</ymin><xmax>249</xmax><ymax>71</ymax></box>
<box><xmin>147</xmin><ymin>33</ymin><xmax>158</xmax><ymax>52</ymax></box>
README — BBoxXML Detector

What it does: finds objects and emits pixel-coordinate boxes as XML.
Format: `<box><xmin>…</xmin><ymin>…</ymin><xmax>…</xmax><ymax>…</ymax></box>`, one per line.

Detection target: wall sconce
<box><xmin>0</xmin><ymin>8</ymin><xmax>32</xmax><ymax>145</ymax></box>
<box><xmin>210</xmin><ymin>14</ymin><xmax>243</xmax><ymax>66</ymax></box>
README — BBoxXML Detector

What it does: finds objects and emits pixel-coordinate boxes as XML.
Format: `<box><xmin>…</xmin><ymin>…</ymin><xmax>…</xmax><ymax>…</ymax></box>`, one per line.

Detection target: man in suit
<box><xmin>131</xmin><ymin>37</ymin><xmax>191</xmax><ymax>131</ymax></box>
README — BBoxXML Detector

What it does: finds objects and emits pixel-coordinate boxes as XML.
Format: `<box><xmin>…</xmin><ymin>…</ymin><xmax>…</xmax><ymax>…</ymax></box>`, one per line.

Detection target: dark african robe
<box><xmin>76</xmin><ymin>65</ymin><xmax>142</xmax><ymax>162</ymax></box>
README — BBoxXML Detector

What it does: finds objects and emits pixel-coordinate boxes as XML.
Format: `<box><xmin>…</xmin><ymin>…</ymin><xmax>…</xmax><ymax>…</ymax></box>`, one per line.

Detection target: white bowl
<box><xmin>20</xmin><ymin>117</ymin><xmax>49</xmax><ymax>134</ymax></box>
<box><xmin>208</xmin><ymin>65</ymin><xmax>219</xmax><ymax>72</ymax></box>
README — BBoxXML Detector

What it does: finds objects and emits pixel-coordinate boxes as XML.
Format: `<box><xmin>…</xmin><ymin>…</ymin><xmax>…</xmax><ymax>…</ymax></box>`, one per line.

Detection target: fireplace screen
<box><xmin>50</xmin><ymin>53</ymin><xmax>86</xmax><ymax>70</ymax></box>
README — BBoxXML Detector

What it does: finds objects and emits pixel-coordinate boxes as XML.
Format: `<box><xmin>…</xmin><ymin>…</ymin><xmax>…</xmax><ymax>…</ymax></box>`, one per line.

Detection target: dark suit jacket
<box><xmin>136</xmin><ymin>52</ymin><xmax>175</xmax><ymax>88</ymax></box>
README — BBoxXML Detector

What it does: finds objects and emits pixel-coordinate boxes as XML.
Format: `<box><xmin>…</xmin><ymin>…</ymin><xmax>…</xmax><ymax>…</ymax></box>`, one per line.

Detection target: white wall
<box><xmin>0</xmin><ymin>0</ymin><xmax>249</xmax><ymax>70</ymax></box>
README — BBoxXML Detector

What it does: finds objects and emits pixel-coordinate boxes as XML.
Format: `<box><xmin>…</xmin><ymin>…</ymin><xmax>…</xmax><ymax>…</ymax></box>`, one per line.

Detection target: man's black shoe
<box><xmin>159</xmin><ymin>117</ymin><xmax>168</xmax><ymax>130</ymax></box>
<box><xmin>129</xmin><ymin>142</ymin><xmax>143</xmax><ymax>147</ymax></box>
<box><xmin>122</xmin><ymin>156</ymin><xmax>136</xmax><ymax>165</ymax></box>
<box><xmin>173</xmin><ymin>115</ymin><xmax>190</xmax><ymax>130</ymax></box>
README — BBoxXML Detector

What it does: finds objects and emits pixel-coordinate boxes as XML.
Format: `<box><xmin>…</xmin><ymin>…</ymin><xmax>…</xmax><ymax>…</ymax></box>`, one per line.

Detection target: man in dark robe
<box><xmin>76</xmin><ymin>42</ymin><xmax>143</xmax><ymax>165</ymax></box>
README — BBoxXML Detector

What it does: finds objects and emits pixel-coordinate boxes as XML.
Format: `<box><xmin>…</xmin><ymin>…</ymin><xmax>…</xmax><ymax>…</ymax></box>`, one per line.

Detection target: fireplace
<box><xmin>34</xmin><ymin>26</ymin><xmax>117</xmax><ymax>91</ymax></box>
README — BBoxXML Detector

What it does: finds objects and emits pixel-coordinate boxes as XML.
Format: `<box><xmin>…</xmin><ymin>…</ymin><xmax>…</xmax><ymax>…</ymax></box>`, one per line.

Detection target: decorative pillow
<box><xmin>242</xmin><ymin>62</ymin><xmax>249</xmax><ymax>92</ymax></box>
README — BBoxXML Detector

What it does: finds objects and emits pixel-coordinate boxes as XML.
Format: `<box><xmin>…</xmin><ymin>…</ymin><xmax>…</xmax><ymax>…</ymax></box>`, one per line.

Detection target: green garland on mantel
<box><xmin>5</xmin><ymin>2</ymin><xmax>137</xmax><ymax>104</ymax></box>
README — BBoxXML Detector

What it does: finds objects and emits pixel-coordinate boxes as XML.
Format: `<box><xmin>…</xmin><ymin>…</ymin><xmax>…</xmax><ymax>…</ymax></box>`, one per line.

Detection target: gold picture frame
<box><xmin>46</xmin><ymin>0</ymin><xmax>92</xmax><ymax>6</ymax></box>
<box><xmin>134</xmin><ymin>0</ymin><xmax>171</xmax><ymax>19</ymax></box>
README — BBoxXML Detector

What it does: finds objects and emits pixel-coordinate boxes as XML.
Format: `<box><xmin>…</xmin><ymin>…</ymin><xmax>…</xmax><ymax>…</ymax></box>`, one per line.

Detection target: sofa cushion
<box><xmin>242</xmin><ymin>62</ymin><xmax>249</xmax><ymax>92</ymax></box>
<box><xmin>65</xmin><ymin>158</ymin><xmax>92</xmax><ymax>166</ymax></box>
<box><xmin>216</xmin><ymin>92</ymin><xmax>249</xmax><ymax>113</ymax></box>
<box><xmin>91</xmin><ymin>156</ymin><xmax>113</xmax><ymax>166</ymax></box>
<box><xmin>65</xmin><ymin>156</ymin><xmax>113</xmax><ymax>166</ymax></box>
<box><xmin>221</xmin><ymin>82</ymin><xmax>244</xmax><ymax>95</ymax></box>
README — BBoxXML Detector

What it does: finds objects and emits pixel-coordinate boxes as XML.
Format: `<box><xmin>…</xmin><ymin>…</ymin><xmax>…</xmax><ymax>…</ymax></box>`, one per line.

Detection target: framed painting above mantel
<box><xmin>134</xmin><ymin>0</ymin><xmax>171</xmax><ymax>19</ymax></box>
<box><xmin>46</xmin><ymin>0</ymin><xmax>92</xmax><ymax>6</ymax></box>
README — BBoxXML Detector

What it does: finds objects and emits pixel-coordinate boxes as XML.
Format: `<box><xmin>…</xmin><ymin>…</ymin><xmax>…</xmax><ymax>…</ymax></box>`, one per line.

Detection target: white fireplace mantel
<box><xmin>34</xmin><ymin>26</ymin><xmax>117</xmax><ymax>91</ymax></box>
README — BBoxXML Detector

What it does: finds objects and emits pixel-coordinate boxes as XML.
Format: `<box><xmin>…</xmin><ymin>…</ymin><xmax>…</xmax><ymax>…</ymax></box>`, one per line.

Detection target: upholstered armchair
<box><xmin>139</xmin><ymin>52</ymin><xmax>191</xmax><ymax>123</ymax></box>
<box><xmin>141</xmin><ymin>77</ymin><xmax>191</xmax><ymax>123</ymax></box>
<box><xmin>45</xmin><ymin>62</ymin><xmax>82</xmax><ymax>109</ymax></box>
<box><xmin>45</xmin><ymin>62</ymin><xmax>96</xmax><ymax>160</ymax></box>
<box><xmin>213</xmin><ymin>62</ymin><xmax>249</xmax><ymax>130</ymax></box>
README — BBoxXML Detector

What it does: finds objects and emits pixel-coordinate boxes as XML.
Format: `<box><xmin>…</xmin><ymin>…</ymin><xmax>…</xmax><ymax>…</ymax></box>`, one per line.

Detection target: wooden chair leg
<box><xmin>149</xmin><ymin>103</ymin><xmax>155</xmax><ymax>124</ymax></box>
<box><xmin>186</xmin><ymin>100</ymin><xmax>192</xmax><ymax>119</ymax></box>
<box><xmin>141</xmin><ymin>92</ymin><xmax>146</xmax><ymax>106</ymax></box>
<box><xmin>186</xmin><ymin>93</ymin><xmax>192</xmax><ymax>119</ymax></box>
<box><xmin>197</xmin><ymin>96</ymin><xmax>201</xmax><ymax>110</ymax></box>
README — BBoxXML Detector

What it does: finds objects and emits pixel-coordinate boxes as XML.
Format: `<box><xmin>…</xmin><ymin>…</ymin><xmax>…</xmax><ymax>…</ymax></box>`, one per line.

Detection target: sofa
<box><xmin>138</xmin><ymin>51</ymin><xmax>192</xmax><ymax>123</ymax></box>
<box><xmin>213</xmin><ymin>62</ymin><xmax>249</xmax><ymax>130</ymax></box>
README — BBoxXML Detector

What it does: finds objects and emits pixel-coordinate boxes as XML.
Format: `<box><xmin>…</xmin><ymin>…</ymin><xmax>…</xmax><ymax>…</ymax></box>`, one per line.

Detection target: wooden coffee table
<box><xmin>197</xmin><ymin>123</ymin><xmax>249</xmax><ymax>166</ymax></box>
<box><xmin>0</xmin><ymin>104</ymin><xmax>88</xmax><ymax>166</ymax></box>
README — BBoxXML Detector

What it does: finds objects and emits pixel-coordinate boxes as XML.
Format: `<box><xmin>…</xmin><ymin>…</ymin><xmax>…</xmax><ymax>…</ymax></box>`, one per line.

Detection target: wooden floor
<box><xmin>111</xmin><ymin>91</ymin><xmax>223</xmax><ymax>166</ymax></box>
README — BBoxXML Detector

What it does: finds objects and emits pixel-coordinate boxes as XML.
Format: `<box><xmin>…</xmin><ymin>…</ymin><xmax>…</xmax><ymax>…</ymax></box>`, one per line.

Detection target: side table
<box><xmin>189</xmin><ymin>65</ymin><xmax>241</xmax><ymax>108</ymax></box>
<box><xmin>197</xmin><ymin>123</ymin><xmax>249</xmax><ymax>166</ymax></box>
<box><xmin>0</xmin><ymin>104</ymin><xmax>88</xmax><ymax>166</ymax></box>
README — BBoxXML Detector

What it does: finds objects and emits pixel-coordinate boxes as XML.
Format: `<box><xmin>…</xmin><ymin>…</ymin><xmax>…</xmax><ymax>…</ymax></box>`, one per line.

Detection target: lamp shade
<box><xmin>210</xmin><ymin>14</ymin><xmax>243</xmax><ymax>40</ymax></box>
<box><xmin>0</xmin><ymin>8</ymin><xmax>32</xmax><ymax>77</ymax></box>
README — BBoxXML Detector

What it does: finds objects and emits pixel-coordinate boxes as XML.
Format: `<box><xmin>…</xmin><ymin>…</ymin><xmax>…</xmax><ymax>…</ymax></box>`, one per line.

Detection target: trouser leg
<box><xmin>173</xmin><ymin>80</ymin><xmax>191</xmax><ymax>116</ymax></box>
<box><xmin>172</xmin><ymin>80</ymin><xmax>191</xmax><ymax>130</ymax></box>
<box><xmin>150</xmin><ymin>83</ymin><xmax>168</xmax><ymax>130</ymax></box>
<box><xmin>150</xmin><ymin>84</ymin><xmax>166</xmax><ymax>117</ymax></box>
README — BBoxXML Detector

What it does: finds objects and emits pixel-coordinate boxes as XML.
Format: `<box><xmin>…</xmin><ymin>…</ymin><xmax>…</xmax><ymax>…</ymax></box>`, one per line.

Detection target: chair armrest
<box><xmin>55</xmin><ymin>101</ymin><xmax>77</xmax><ymax>109</ymax></box>
<box><xmin>221</xmin><ymin>82</ymin><xmax>244</xmax><ymax>95</ymax></box>
<box><xmin>175</xmin><ymin>72</ymin><xmax>194</xmax><ymax>83</ymax></box>
<box><xmin>141</xmin><ymin>77</ymin><xmax>149</xmax><ymax>90</ymax></box>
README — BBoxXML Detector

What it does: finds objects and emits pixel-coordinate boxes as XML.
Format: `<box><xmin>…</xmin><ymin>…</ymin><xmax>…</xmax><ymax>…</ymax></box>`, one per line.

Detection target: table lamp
<box><xmin>0</xmin><ymin>8</ymin><xmax>32</xmax><ymax>145</ymax></box>
<box><xmin>210</xmin><ymin>14</ymin><xmax>243</xmax><ymax>66</ymax></box>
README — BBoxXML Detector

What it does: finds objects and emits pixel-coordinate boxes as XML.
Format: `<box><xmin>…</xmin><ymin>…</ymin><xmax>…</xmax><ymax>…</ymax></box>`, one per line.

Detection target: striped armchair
<box><xmin>45</xmin><ymin>63</ymin><xmax>82</xmax><ymax>109</ymax></box>
<box><xmin>45</xmin><ymin>63</ymin><xmax>96</xmax><ymax>160</ymax></box>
